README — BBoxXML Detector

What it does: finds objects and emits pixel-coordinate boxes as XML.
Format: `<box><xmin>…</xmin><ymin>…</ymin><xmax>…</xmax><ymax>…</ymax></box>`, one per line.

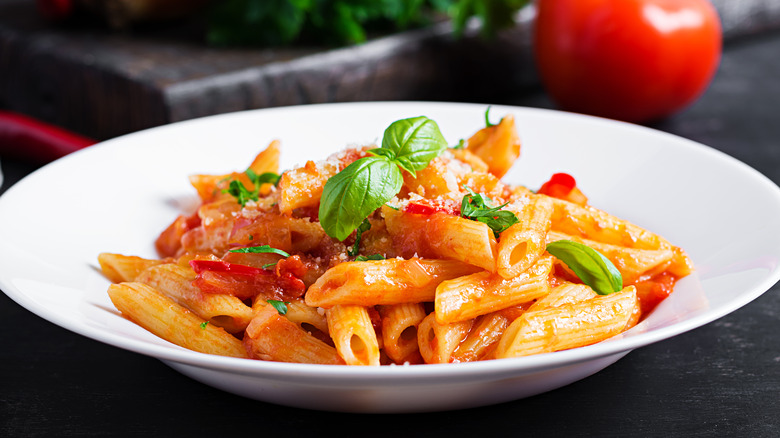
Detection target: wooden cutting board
<box><xmin>1</xmin><ymin>0</ymin><xmax>778</xmax><ymax>140</ymax></box>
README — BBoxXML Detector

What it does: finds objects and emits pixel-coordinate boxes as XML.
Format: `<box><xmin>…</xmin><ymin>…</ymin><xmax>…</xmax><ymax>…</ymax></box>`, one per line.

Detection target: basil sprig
<box><xmin>460</xmin><ymin>186</ymin><xmax>519</xmax><ymax>237</ymax></box>
<box><xmin>355</xmin><ymin>254</ymin><xmax>385</xmax><ymax>261</ymax></box>
<box><xmin>546</xmin><ymin>240</ymin><xmax>623</xmax><ymax>295</ymax></box>
<box><xmin>229</xmin><ymin>245</ymin><xmax>290</xmax><ymax>258</ymax></box>
<box><xmin>224</xmin><ymin>169</ymin><xmax>281</xmax><ymax>207</ymax></box>
<box><xmin>266</xmin><ymin>299</ymin><xmax>289</xmax><ymax>315</ymax></box>
<box><xmin>319</xmin><ymin>116</ymin><xmax>448</xmax><ymax>241</ymax></box>
<box><xmin>348</xmin><ymin>218</ymin><xmax>372</xmax><ymax>257</ymax></box>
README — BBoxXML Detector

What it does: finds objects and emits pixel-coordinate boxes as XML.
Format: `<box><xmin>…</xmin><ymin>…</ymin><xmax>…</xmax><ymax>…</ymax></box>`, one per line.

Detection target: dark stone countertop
<box><xmin>1</xmin><ymin>26</ymin><xmax>779</xmax><ymax>438</ymax></box>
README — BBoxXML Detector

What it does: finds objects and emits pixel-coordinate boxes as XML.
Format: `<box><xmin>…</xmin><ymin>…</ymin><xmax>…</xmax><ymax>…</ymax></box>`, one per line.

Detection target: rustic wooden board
<box><xmin>1</xmin><ymin>0</ymin><xmax>779</xmax><ymax>140</ymax></box>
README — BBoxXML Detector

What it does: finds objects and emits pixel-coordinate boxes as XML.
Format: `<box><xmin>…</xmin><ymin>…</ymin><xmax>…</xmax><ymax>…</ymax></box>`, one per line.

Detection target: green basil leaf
<box><xmin>319</xmin><ymin>156</ymin><xmax>403</xmax><ymax>241</ymax></box>
<box><xmin>355</xmin><ymin>254</ymin><xmax>385</xmax><ymax>261</ymax></box>
<box><xmin>348</xmin><ymin>218</ymin><xmax>372</xmax><ymax>257</ymax></box>
<box><xmin>246</xmin><ymin>169</ymin><xmax>281</xmax><ymax>186</ymax></box>
<box><xmin>223</xmin><ymin>179</ymin><xmax>258</xmax><ymax>207</ymax></box>
<box><xmin>546</xmin><ymin>240</ymin><xmax>623</xmax><ymax>295</ymax></box>
<box><xmin>266</xmin><ymin>299</ymin><xmax>289</xmax><ymax>315</ymax></box>
<box><xmin>460</xmin><ymin>186</ymin><xmax>519</xmax><ymax>237</ymax></box>
<box><xmin>229</xmin><ymin>244</ymin><xmax>290</xmax><ymax>258</ymax></box>
<box><xmin>381</xmin><ymin>116</ymin><xmax>448</xmax><ymax>175</ymax></box>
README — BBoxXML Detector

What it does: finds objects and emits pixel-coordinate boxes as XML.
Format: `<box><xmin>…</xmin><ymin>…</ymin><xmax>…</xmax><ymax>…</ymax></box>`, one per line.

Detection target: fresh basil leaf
<box><xmin>355</xmin><ymin>254</ymin><xmax>385</xmax><ymax>261</ymax></box>
<box><xmin>546</xmin><ymin>240</ymin><xmax>623</xmax><ymax>295</ymax></box>
<box><xmin>224</xmin><ymin>179</ymin><xmax>258</xmax><ymax>207</ymax></box>
<box><xmin>460</xmin><ymin>186</ymin><xmax>519</xmax><ymax>237</ymax></box>
<box><xmin>267</xmin><ymin>299</ymin><xmax>289</xmax><ymax>315</ymax></box>
<box><xmin>368</xmin><ymin>147</ymin><xmax>396</xmax><ymax>160</ymax></box>
<box><xmin>348</xmin><ymin>218</ymin><xmax>372</xmax><ymax>257</ymax></box>
<box><xmin>319</xmin><ymin>156</ymin><xmax>403</xmax><ymax>241</ymax></box>
<box><xmin>246</xmin><ymin>169</ymin><xmax>281</xmax><ymax>186</ymax></box>
<box><xmin>229</xmin><ymin>244</ymin><xmax>291</xmax><ymax>258</ymax></box>
<box><xmin>381</xmin><ymin>116</ymin><xmax>448</xmax><ymax>175</ymax></box>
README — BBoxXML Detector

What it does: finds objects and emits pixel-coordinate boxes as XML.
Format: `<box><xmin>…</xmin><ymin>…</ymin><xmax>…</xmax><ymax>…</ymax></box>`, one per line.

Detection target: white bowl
<box><xmin>1</xmin><ymin>102</ymin><xmax>778</xmax><ymax>413</ymax></box>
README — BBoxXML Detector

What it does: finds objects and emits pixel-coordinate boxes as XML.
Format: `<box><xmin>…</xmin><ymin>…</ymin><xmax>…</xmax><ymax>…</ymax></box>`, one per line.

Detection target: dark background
<box><xmin>1</xmin><ymin>3</ymin><xmax>779</xmax><ymax>437</ymax></box>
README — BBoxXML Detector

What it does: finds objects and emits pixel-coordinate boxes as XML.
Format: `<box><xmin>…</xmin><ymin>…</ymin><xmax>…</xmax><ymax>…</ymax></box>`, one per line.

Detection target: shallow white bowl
<box><xmin>1</xmin><ymin>102</ymin><xmax>779</xmax><ymax>413</ymax></box>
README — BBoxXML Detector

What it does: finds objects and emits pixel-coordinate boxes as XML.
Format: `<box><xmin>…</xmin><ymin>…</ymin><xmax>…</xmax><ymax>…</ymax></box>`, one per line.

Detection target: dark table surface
<box><xmin>2</xmin><ymin>29</ymin><xmax>780</xmax><ymax>438</ymax></box>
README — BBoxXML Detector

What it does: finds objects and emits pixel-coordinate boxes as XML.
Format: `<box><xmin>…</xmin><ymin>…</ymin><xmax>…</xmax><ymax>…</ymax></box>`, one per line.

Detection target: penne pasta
<box><xmin>452</xmin><ymin>312</ymin><xmax>510</xmax><ymax>362</ymax></box>
<box><xmin>383</xmin><ymin>206</ymin><xmax>497</xmax><ymax>272</ymax></box>
<box><xmin>98</xmin><ymin>253</ymin><xmax>165</xmax><ymax>283</ymax></box>
<box><xmin>495</xmin><ymin>286</ymin><xmax>639</xmax><ymax>359</ymax></box>
<box><xmin>380</xmin><ymin>303</ymin><xmax>427</xmax><ymax>364</ymax></box>
<box><xmin>496</xmin><ymin>195</ymin><xmax>554</xmax><ymax>279</ymax></box>
<box><xmin>101</xmin><ymin>110</ymin><xmax>691</xmax><ymax>366</ymax></box>
<box><xmin>244</xmin><ymin>305</ymin><xmax>344</xmax><ymax>364</ymax></box>
<box><xmin>305</xmin><ymin>258</ymin><xmax>481</xmax><ymax>308</ymax></box>
<box><xmin>435</xmin><ymin>256</ymin><xmax>554</xmax><ymax>324</ymax></box>
<box><xmin>134</xmin><ymin>263</ymin><xmax>254</xmax><ymax>334</ymax></box>
<box><xmin>326</xmin><ymin>305</ymin><xmax>381</xmax><ymax>366</ymax></box>
<box><xmin>107</xmin><ymin>282</ymin><xmax>247</xmax><ymax>358</ymax></box>
<box><xmin>417</xmin><ymin>313</ymin><xmax>473</xmax><ymax>364</ymax></box>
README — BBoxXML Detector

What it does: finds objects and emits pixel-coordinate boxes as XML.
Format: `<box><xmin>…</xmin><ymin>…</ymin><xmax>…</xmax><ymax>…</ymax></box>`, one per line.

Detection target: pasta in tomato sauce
<box><xmin>99</xmin><ymin>110</ymin><xmax>693</xmax><ymax>365</ymax></box>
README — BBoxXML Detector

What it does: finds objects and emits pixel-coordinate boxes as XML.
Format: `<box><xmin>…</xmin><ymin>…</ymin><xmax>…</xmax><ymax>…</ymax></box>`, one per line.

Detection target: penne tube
<box><xmin>383</xmin><ymin>206</ymin><xmax>497</xmax><ymax>272</ymax></box>
<box><xmin>107</xmin><ymin>282</ymin><xmax>247</xmax><ymax>358</ymax></box>
<box><xmin>379</xmin><ymin>303</ymin><xmax>427</xmax><ymax>363</ymax></box>
<box><xmin>417</xmin><ymin>313</ymin><xmax>473</xmax><ymax>364</ymax></box>
<box><xmin>496</xmin><ymin>195</ymin><xmax>554</xmax><ymax>279</ymax></box>
<box><xmin>495</xmin><ymin>286</ymin><xmax>639</xmax><ymax>359</ymax></box>
<box><xmin>403</xmin><ymin>155</ymin><xmax>462</xmax><ymax>198</ymax></box>
<box><xmin>326</xmin><ymin>305</ymin><xmax>381</xmax><ymax>366</ymax></box>
<box><xmin>98</xmin><ymin>253</ymin><xmax>165</xmax><ymax>283</ymax></box>
<box><xmin>134</xmin><ymin>263</ymin><xmax>253</xmax><ymax>334</ymax></box>
<box><xmin>547</xmin><ymin>196</ymin><xmax>693</xmax><ymax>277</ymax></box>
<box><xmin>465</xmin><ymin>113</ymin><xmax>522</xmax><ymax>178</ymax></box>
<box><xmin>435</xmin><ymin>256</ymin><xmax>554</xmax><ymax>324</ymax></box>
<box><xmin>452</xmin><ymin>312</ymin><xmax>510</xmax><ymax>362</ymax></box>
<box><xmin>244</xmin><ymin>305</ymin><xmax>344</xmax><ymax>364</ymax></box>
<box><xmin>305</xmin><ymin>257</ymin><xmax>481</xmax><ymax>308</ymax></box>
<box><xmin>527</xmin><ymin>282</ymin><xmax>597</xmax><ymax>312</ymax></box>
<box><xmin>188</xmin><ymin>140</ymin><xmax>281</xmax><ymax>202</ymax></box>
<box><xmin>277</xmin><ymin>159</ymin><xmax>339</xmax><ymax>215</ymax></box>
<box><xmin>247</xmin><ymin>139</ymin><xmax>281</xmax><ymax>175</ymax></box>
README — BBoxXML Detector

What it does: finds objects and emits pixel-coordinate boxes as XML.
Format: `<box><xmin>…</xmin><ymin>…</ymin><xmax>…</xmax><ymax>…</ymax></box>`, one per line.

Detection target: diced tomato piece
<box><xmin>403</xmin><ymin>199</ymin><xmax>459</xmax><ymax>216</ymax></box>
<box><xmin>538</xmin><ymin>172</ymin><xmax>588</xmax><ymax>205</ymax></box>
<box><xmin>635</xmin><ymin>272</ymin><xmax>677</xmax><ymax>315</ymax></box>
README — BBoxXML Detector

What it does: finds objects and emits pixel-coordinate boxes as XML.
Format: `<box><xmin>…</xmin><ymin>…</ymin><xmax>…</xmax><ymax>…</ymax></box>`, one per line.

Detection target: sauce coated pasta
<box><xmin>100</xmin><ymin>110</ymin><xmax>693</xmax><ymax>365</ymax></box>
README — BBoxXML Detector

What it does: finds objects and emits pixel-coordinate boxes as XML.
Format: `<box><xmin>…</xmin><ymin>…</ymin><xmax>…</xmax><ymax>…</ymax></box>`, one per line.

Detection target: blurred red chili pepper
<box><xmin>0</xmin><ymin>111</ymin><xmax>96</xmax><ymax>165</ymax></box>
<box><xmin>36</xmin><ymin>0</ymin><xmax>74</xmax><ymax>22</ymax></box>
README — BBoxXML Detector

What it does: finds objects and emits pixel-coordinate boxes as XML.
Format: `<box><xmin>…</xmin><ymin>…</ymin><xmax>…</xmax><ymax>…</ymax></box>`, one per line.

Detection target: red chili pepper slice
<box><xmin>189</xmin><ymin>259</ymin><xmax>264</xmax><ymax>276</ymax></box>
<box><xmin>0</xmin><ymin>111</ymin><xmax>96</xmax><ymax>164</ymax></box>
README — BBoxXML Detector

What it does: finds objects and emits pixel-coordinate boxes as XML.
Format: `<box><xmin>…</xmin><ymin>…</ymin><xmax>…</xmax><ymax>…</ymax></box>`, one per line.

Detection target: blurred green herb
<box><xmin>207</xmin><ymin>0</ymin><xmax>530</xmax><ymax>47</ymax></box>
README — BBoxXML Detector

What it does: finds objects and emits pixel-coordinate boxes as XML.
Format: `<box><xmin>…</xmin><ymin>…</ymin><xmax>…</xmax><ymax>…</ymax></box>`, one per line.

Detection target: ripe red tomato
<box><xmin>534</xmin><ymin>0</ymin><xmax>722</xmax><ymax>123</ymax></box>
